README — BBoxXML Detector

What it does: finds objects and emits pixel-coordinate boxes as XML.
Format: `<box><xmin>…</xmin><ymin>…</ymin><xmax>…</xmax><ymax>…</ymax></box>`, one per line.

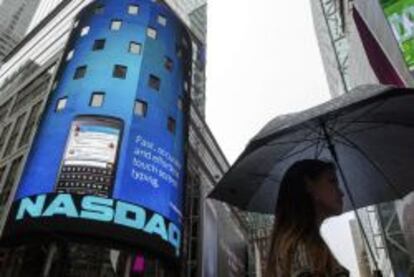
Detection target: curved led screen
<box><xmin>3</xmin><ymin>0</ymin><xmax>192</xmax><ymax>260</ymax></box>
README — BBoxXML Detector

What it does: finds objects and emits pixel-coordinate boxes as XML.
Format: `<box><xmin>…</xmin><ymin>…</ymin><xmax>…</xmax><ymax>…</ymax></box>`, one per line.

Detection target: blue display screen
<box><xmin>5</xmin><ymin>0</ymin><xmax>192</xmax><ymax>260</ymax></box>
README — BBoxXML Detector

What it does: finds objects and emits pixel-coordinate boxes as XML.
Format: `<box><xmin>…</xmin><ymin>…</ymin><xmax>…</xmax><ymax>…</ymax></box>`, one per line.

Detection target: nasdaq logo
<box><xmin>15</xmin><ymin>194</ymin><xmax>181</xmax><ymax>256</ymax></box>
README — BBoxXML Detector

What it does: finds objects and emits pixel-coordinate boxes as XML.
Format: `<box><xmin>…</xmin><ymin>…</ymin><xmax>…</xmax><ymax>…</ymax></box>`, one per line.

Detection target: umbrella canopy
<box><xmin>209</xmin><ymin>85</ymin><xmax>414</xmax><ymax>214</ymax></box>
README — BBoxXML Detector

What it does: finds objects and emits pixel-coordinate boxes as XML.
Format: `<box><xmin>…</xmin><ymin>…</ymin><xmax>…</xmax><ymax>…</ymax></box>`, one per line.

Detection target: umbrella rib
<box><xmin>336</xmin><ymin>122</ymin><xmax>393</xmax><ymax>137</ymax></box>
<box><xmin>267</xmin><ymin>140</ymin><xmax>321</xmax><ymax>169</ymax></box>
<box><xmin>314</xmin><ymin>128</ymin><xmax>326</xmax><ymax>159</ymax></box>
<box><xmin>329</xmin><ymin>99</ymin><xmax>389</xmax><ymax>134</ymax></box>
<box><xmin>327</xmin><ymin>126</ymin><xmax>404</xmax><ymax>199</ymax></box>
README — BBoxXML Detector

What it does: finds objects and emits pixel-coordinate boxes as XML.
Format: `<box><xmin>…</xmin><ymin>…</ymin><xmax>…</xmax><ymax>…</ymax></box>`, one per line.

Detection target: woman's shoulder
<box><xmin>291</xmin><ymin>241</ymin><xmax>350</xmax><ymax>277</ymax></box>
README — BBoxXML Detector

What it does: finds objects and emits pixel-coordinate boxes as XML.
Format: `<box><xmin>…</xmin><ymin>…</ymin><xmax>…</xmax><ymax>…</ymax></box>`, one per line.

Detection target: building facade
<box><xmin>0</xmin><ymin>0</ymin><xmax>250</xmax><ymax>276</ymax></box>
<box><xmin>0</xmin><ymin>0</ymin><xmax>41</xmax><ymax>64</ymax></box>
<box><xmin>310</xmin><ymin>1</ymin><xmax>414</xmax><ymax>275</ymax></box>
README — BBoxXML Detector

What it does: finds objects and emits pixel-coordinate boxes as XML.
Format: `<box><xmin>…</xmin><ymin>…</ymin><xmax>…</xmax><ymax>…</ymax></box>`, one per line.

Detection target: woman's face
<box><xmin>307</xmin><ymin>169</ymin><xmax>344</xmax><ymax>217</ymax></box>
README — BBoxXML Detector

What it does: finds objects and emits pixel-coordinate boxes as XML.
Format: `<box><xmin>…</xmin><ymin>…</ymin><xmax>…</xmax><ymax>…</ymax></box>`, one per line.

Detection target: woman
<box><xmin>266</xmin><ymin>159</ymin><xmax>350</xmax><ymax>276</ymax></box>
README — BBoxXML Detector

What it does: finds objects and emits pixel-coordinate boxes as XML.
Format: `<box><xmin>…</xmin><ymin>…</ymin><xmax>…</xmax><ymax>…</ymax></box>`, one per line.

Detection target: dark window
<box><xmin>113</xmin><ymin>65</ymin><xmax>127</xmax><ymax>79</ymax></box>
<box><xmin>148</xmin><ymin>75</ymin><xmax>161</xmax><ymax>91</ymax></box>
<box><xmin>95</xmin><ymin>4</ymin><xmax>105</xmax><ymax>14</ymax></box>
<box><xmin>164</xmin><ymin>57</ymin><xmax>173</xmax><ymax>71</ymax></box>
<box><xmin>55</xmin><ymin>97</ymin><xmax>67</xmax><ymax>112</ymax></box>
<box><xmin>90</xmin><ymin>92</ymin><xmax>105</xmax><ymax>107</ymax></box>
<box><xmin>167</xmin><ymin>117</ymin><xmax>176</xmax><ymax>134</ymax></box>
<box><xmin>134</xmin><ymin>100</ymin><xmax>148</xmax><ymax>117</ymax></box>
<box><xmin>74</xmin><ymin>66</ymin><xmax>87</xmax><ymax>79</ymax></box>
<box><xmin>129</xmin><ymin>42</ymin><xmax>142</xmax><ymax>54</ymax></box>
<box><xmin>93</xmin><ymin>39</ymin><xmax>106</xmax><ymax>51</ymax></box>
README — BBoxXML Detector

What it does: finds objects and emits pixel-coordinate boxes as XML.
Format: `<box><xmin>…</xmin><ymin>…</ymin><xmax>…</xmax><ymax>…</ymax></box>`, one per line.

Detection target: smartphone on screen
<box><xmin>55</xmin><ymin>116</ymin><xmax>123</xmax><ymax>197</ymax></box>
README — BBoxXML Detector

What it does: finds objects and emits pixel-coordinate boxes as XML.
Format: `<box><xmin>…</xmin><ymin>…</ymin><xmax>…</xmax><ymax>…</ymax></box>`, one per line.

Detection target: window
<box><xmin>80</xmin><ymin>26</ymin><xmax>90</xmax><ymax>37</ymax></box>
<box><xmin>157</xmin><ymin>15</ymin><xmax>167</xmax><ymax>26</ymax></box>
<box><xmin>129</xmin><ymin>41</ymin><xmax>142</xmax><ymax>54</ymax></box>
<box><xmin>56</xmin><ymin>97</ymin><xmax>67</xmax><ymax>112</ymax></box>
<box><xmin>113</xmin><ymin>65</ymin><xmax>127</xmax><ymax>79</ymax></box>
<box><xmin>111</xmin><ymin>20</ymin><xmax>122</xmax><ymax>31</ymax></box>
<box><xmin>128</xmin><ymin>4</ymin><xmax>139</xmax><ymax>15</ymax></box>
<box><xmin>90</xmin><ymin>92</ymin><xmax>105</xmax><ymax>107</ymax></box>
<box><xmin>19</xmin><ymin>101</ymin><xmax>43</xmax><ymax>147</ymax></box>
<box><xmin>0</xmin><ymin>124</ymin><xmax>11</xmax><ymax>156</ymax></box>
<box><xmin>3</xmin><ymin>113</ymin><xmax>26</xmax><ymax>158</ymax></box>
<box><xmin>134</xmin><ymin>100</ymin><xmax>148</xmax><ymax>117</ymax></box>
<box><xmin>164</xmin><ymin>57</ymin><xmax>173</xmax><ymax>71</ymax></box>
<box><xmin>147</xmin><ymin>27</ymin><xmax>157</xmax><ymax>39</ymax></box>
<box><xmin>167</xmin><ymin>117</ymin><xmax>176</xmax><ymax>134</ymax></box>
<box><xmin>74</xmin><ymin>65</ymin><xmax>87</xmax><ymax>79</ymax></box>
<box><xmin>148</xmin><ymin>75</ymin><xmax>161</xmax><ymax>91</ymax></box>
<box><xmin>95</xmin><ymin>4</ymin><xmax>104</xmax><ymax>14</ymax></box>
<box><xmin>93</xmin><ymin>39</ymin><xmax>106</xmax><ymax>51</ymax></box>
<box><xmin>0</xmin><ymin>156</ymin><xmax>23</xmax><ymax>208</ymax></box>
<box><xmin>66</xmin><ymin>49</ymin><xmax>74</xmax><ymax>61</ymax></box>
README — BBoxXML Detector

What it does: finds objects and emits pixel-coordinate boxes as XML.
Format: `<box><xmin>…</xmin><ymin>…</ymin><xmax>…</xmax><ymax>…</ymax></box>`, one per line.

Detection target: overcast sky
<box><xmin>206</xmin><ymin>0</ymin><xmax>360</xmax><ymax>276</ymax></box>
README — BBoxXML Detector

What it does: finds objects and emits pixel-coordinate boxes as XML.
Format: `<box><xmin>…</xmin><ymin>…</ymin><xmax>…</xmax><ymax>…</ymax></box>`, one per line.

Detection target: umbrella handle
<box><xmin>321</xmin><ymin>122</ymin><xmax>383</xmax><ymax>274</ymax></box>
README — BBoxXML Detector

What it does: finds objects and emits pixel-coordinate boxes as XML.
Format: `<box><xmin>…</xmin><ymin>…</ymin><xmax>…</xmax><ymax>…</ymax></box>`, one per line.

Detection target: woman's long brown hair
<box><xmin>266</xmin><ymin>159</ymin><xmax>338</xmax><ymax>276</ymax></box>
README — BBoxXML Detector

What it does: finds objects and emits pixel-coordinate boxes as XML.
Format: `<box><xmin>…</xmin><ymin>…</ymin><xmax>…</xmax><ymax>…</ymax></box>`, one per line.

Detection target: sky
<box><xmin>206</xmin><ymin>0</ymin><xmax>360</xmax><ymax>276</ymax></box>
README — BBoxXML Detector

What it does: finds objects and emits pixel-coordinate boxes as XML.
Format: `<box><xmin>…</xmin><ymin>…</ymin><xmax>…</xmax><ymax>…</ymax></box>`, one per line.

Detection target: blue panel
<box><xmin>8</xmin><ymin>0</ymin><xmax>192</xmax><ymax>259</ymax></box>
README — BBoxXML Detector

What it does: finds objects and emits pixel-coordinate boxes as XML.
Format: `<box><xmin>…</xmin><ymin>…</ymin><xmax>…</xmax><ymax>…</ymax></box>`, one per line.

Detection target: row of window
<box><xmin>79</xmin><ymin>20</ymin><xmax>160</xmax><ymax>41</ymax></box>
<box><xmin>72</xmin><ymin>64</ymin><xmax>189</xmax><ymax>95</ymax></box>
<box><xmin>55</xmin><ymin>95</ymin><xmax>180</xmax><ymax>134</ymax></box>
<box><xmin>67</xmin><ymin>42</ymin><xmax>175</xmax><ymax>74</ymax></box>
<box><xmin>89</xmin><ymin>3</ymin><xmax>168</xmax><ymax>26</ymax></box>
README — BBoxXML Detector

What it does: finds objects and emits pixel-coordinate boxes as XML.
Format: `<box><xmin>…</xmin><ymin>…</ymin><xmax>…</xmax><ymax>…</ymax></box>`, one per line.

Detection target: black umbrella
<box><xmin>210</xmin><ymin>85</ymin><xmax>414</xmax><ymax>275</ymax></box>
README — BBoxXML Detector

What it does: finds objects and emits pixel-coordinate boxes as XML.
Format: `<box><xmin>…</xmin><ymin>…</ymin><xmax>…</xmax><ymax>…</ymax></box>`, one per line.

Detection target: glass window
<box><xmin>157</xmin><ymin>15</ymin><xmax>167</xmax><ymax>26</ymax></box>
<box><xmin>148</xmin><ymin>75</ymin><xmax>161</xmax><ymax>91</ymax></box>
<box><xmin>128</xmin><ymin>4</ymin><xmax>139</xmax><ymax>15</ymax></box>
<box><xmin>113</xmin><ymin>65</ymin><xmax>127</xmax><ymax>79</ymax></box>
<box><xmin>66</xmin><ymin>49</ymin><xmax>74</xmax><ymax>61</ymax></box>
<box><xmin>80</xmin><ymin>26</ymin><xmax>90</xmax><ymax>37</ymax></box>
<box><xmin>56</xmin><ymin>97</ymin><xmax>67</xmax><ymax>112</ymax></box>
<box><xmin>164</xmin><ymin>57</ymin><xmax>173</xmax><ymax>71</ymax></box>
<box><xmin>93</xmin><ymin>39</ymin><xmax>106</xmax><ymax>51</ymax></box>
<box><xmin>134</xmin><ymin>100</ymin><xmax>147</xmax><ymax>117</ymax></box>
<box><xmin>0</xmin><ymin>124</ymin><xmax>11</xmax><ymax>156</ymax></box>
<box><xmin>167</xmin><ymin>117</ymin><xmax>176</xmax><ymax>134</ymax></box>
<box><xmin>19</xmin><ymin>101</ymin><xmax>43</xmax><ymax>147</ymax></box>
<box><xmin>74</xmin><ymin>65</ymin><xmax>87</xmax><ymax>79</ymax></box>
<box><xmin>3</xmin><ymin>113</ymin><xmax>26</xmax><ymax>158</ymax></box>
<box><xmin>90</xmin><ymin>92</ymin><xmax>105</xmax><ymax>107</ymax></box>
<box><xmin>0</xmin><ymin>156</ymin><xmax>23</xmax><ymax>207</ymax></box>
<box><xmin>147</xmin><ymin>27</ymin><xmax>157</xmax><ymax>39</ymax></box>
<box><xmin>95</xmin><ymin>4</ymin><xmax>105</xmax><ymax>14</ymax></box>
<box><xmin>129</xmin><ymin>42</ymin><xmax>142</xmax><ymax>54</ymax></box>
<box><xmin>111</xmin><ymin>20</ymin><xmax>122</xmax><ymax>31</ymax></box>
